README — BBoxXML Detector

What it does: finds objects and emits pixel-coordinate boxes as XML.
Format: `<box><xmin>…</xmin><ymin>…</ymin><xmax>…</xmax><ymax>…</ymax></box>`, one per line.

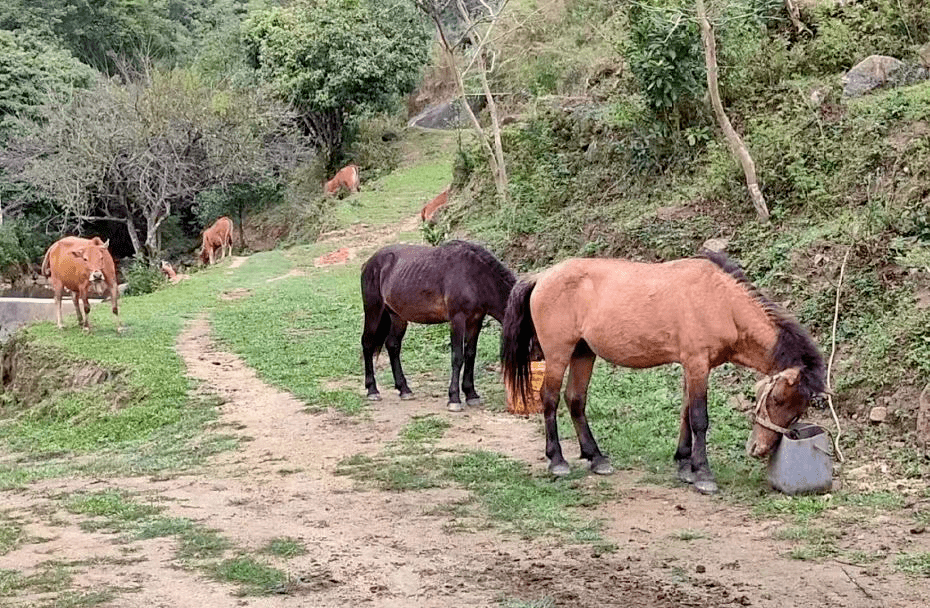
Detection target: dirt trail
<box><xmin>2</xmin><ymin>217</ymin><xmax>929</xmax><ymax>607</ymax></box>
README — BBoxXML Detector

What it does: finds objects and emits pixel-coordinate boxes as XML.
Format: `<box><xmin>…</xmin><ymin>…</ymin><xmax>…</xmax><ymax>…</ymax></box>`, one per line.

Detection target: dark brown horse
<box><xmin>501</xmin><ymin>251</ymin><xmax>826</xmax><ymax>494</ymax></box>
<box><xmin>361</xmin><ymin>241</ymin><xmax>516</xmax><ymax>411</ymax></box>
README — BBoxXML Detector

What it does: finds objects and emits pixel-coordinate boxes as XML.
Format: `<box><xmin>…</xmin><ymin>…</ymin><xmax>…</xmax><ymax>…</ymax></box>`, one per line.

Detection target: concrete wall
<box><xmin>0</xmin><ymin>298</ymin><xmax>77</xmax><ymax>340</ymax></box>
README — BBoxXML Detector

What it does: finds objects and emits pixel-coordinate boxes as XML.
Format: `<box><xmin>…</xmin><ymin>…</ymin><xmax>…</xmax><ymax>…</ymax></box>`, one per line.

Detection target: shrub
<box><xmin>124</xmin><ymin>257</ymin><xmax>166</xmax><ymax>297</ymax></box>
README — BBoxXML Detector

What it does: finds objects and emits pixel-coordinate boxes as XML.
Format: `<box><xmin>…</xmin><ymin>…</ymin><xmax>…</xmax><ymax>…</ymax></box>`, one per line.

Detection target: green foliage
<box><xmin>0</xmin><ymin>29</ymin><xmax>95</xmax><ymax>140</ymax></box>
<box><xmin>806</xmin><ymin>0</ymin><xmax>930</xmax><ymax>74</ymax></box>
<box><xmin>261</xmin><ymin>537</ymin><xmax>307</xmax><ymax>559</ymax></box>
<box><xmin>625</xmin><ymin>1</ymin><xmax>704</xmax><ymax>126</ymax></box>
<box><xmin>124</xmin><ymin>257</ymin><xmax>166</xmax><ymax>297</ymax></box>
<box><xmin>244</xmin><ymin>0</ymin><xmax>430</xmax><ymax>164</ymax></box>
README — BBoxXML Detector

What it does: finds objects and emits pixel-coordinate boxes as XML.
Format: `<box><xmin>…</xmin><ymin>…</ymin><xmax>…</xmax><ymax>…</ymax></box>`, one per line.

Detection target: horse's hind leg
<box><xmin>565</xmin><ymin>343</ymin><xmax>612</xmax><ymax>475</ymax></box>
<box><xmin>386</xmin><ymin>314</ymin><xmax>413</xmax><ymax>399</ymax></box>
<box><xmin>362</xmin><ymin>308</ymin><xmax>391</xmax><ymax>400</ymax></box>
<box><xmin>541</xmin><ymin>355</ymin><xmax>570</xmax><ymax>475</ymax></box>
<box><xmin>460</xmin><ymin>317</ymin><xmax>483</xmax><ymax>407</ymax></box>
<box><xmin>446</xmin><ymin>313</ymin><xmax>467</xmax><ymax>411</ymax></box>
<box><xmin>675</xmin><ymin>375</ymin><xmax>695</xmax><ymax>484</ymax></box>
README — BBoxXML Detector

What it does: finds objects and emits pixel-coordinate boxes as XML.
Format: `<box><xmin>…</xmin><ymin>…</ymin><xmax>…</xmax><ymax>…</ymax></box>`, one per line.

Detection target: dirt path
<box><xmin>2</xmin><ymin>217</ymin><xmax>929</xmax><ymax>607</ymax></box>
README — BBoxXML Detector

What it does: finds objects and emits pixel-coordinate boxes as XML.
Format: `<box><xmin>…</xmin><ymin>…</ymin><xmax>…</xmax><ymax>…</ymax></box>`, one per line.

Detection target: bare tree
<box><xmin>3</xmin><ymin>66</ymin><xmax>306</xmax><ymax>257</ymax></box>
<box><xmin>696</xmin><ymin>0</ymin><xmax>769</xmax><ymax>222</ymax></box>
<box><xmin>415</xmin><ymin>0</ymin><xmax>511</xmax><ymax>204</ymax></box>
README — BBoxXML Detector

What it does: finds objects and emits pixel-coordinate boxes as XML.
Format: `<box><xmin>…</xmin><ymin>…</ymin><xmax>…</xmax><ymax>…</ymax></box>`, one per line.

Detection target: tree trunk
<box><xmin>696</xmin><ymin>0</ymin><xmax>769</xmax><ymax>222</ymax></box>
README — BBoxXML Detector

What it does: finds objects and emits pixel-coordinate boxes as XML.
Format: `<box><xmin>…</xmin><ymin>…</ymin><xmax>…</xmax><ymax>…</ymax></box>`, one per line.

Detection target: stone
<box><xmin>842</xmin><ymin>55</ymin><xmax>929</xmax><ymax>97</ymax></box>
<box><xmin>702</xmin><ymin>238</ymin><xmax>730</xmax><ymax>253</ymax></box>
<box><xmin>868</xmin><ymin>405</ymin><xmax>887</xmax><ymax>423</ymax></box>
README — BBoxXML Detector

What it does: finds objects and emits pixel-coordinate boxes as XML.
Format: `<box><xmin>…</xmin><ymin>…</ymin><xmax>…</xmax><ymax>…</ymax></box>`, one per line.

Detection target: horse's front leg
<box><xmin>385</xmin><ymin>315</ymin><xmax>413</xmax><ymax>399</ymax></box>
<box><xmin>683</xmin><ymin>366</ymin><xmax>717</xmax><ymax>494</ymax></box>
<box><xmin>675</xmin><ymin>375</ymin><xmax>695</xmax><ymax>484</ymax></box>
<box><xmin>566</xmin><ymin>346</ymin><xmax>612</xmax><ymax>475</ymax></box>
<box><xmin>446</xmin><ymin>314</ymin><xmax>466</xmax><ymax>411</ymax></box>
<box><xmin>460</xmin><ymin>318</ymin><xmax>482</xmax><ymax>407</ymax></box>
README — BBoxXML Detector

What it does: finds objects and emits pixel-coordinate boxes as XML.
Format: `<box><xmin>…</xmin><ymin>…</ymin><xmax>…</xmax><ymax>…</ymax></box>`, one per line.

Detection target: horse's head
<box><xmin>745</xmin><ymin>368</ymin><xmax>813</xmax><ymax>458</ymax></box>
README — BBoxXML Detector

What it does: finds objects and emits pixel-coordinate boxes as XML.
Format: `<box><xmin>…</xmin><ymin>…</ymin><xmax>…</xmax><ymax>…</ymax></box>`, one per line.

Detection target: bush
<box><xmin>124</xmin><ymin>257</ymin><xmax>166</xmax><ymax>297</ymax></box>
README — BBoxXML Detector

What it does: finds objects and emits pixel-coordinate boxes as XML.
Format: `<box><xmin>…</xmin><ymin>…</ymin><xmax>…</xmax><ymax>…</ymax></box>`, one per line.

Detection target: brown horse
<box><xmin>361</xmin><ymin>241</ymin><xmax>516</xmax><ymax>411</ymax></box>
<box><xmin>501</xmin><ymin>251</ymin><xmax>826</xmax><ymax>494</ymax></box>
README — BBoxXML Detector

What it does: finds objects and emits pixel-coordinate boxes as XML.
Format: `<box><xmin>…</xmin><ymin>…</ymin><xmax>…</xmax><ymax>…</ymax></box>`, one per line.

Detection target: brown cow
<box><xmin>420</xmin><ymin>188</ymin><xmax>449</xmax><ymax>223</ymax></box>
<box><xmin>200</xmin><ymin>216</ymin><xmax>234</xmax><ymax>266</ymax></box>
<box><xmin>160</xmin><ymin>261</ymin><xmax>189</xmax><ymax>284</ymax></box>
<box><xmin>42</xmin><ymin>236</ymin><xmax>120</xmax><ymax>332</ymax></box>
<box><xmin>324</xmin><ymin>164</ymin><xmax>360</xmax><ymax>196</ymax></box>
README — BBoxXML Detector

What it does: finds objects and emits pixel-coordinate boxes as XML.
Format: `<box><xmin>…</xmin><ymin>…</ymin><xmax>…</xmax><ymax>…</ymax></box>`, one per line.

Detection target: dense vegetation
<box><xmin>425</xmin><ymin>0</ymin><xmax>930</xmax><ymax>415</ymax></box>
<box><xmin>0</xmin><ymin>0</ymin><xmax>431</xmax><ymax>270</ymax></box>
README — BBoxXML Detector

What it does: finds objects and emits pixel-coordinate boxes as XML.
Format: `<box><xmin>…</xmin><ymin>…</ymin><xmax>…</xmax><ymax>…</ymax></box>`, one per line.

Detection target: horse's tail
<box><xmin>501</xmin><ymin>279</ymin><xmax>537</xmax><ymax>404</ymax></box>
<box><xmin>360</xmin><ymin>254</ymin><xmax>392</xmax><ymax>358</ymax></box>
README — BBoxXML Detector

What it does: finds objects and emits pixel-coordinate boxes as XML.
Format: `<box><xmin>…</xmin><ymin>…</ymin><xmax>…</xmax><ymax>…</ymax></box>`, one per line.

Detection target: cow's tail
<box><xmin>501</xmin><ymin>279</ymin><xmax>537</xmax><ymax>404</ymax></box>
<box><xmin>41</xmin><ymin>245</ymin><xmax>53</xmax><ymax>277</ymax></box>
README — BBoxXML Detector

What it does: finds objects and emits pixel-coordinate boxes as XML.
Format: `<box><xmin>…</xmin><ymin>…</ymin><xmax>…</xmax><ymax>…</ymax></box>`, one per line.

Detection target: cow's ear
<box><xmin>101</xmin><ymin>239</ymin><xmax>110</xmax><ymax>249</ymax></box>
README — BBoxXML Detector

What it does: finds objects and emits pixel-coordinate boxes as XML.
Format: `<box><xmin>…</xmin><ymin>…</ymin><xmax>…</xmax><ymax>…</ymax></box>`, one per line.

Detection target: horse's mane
<box><xmin>442</xmin><ymin>240</ymin><xmax>516</xmax><ymax>289</ymax></box>
<box><xmin>698</xmin><ymin>250</ymin><xmax>826</xmax><ymax>399</ymax></box>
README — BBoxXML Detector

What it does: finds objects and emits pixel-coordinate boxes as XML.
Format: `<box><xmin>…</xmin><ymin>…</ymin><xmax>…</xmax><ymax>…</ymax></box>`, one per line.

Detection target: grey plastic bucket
<box><xmin>767</xmin><ymin>422</ymin><xmax>833</xmax><ymax>495</ymax></box>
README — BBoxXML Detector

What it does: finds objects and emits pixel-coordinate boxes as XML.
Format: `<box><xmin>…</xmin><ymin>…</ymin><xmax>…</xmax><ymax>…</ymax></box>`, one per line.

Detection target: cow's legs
<box><xmin>53</xmin><ymin>284</ymin><xmax>64</xmax><ymax>329</ymax></box>
<box><xmin>72</xmin><ymin>292</ymin><xmax>86</xmax><ymax>330</ymax></box>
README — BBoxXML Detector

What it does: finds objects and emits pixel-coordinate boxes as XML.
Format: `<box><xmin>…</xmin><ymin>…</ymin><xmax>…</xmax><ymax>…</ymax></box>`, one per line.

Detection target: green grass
<box><xmin>399</xmin><ymin>415</ymin><xmax>451</xmax><ymax>445</ymax></box>
<box><xmin>338</xmin><ymin>447</ymin><xmax>611</xmax><ymax>544</ymax></box>
<box><xmin>895</xmin><ymin>552</ymin><xmax>930</xmax><ymax>577</ymax></box>
<box><xmin>176</xmin><ymin>526</ymin><xmax>231</xmax><ymax>561</ymax></box>
<box><xmin>0</xmin><ymin>515</ymin><xmax>24</xmax><ymax>556</ymax></box>
<box><xmin>211</xmin><ymin>555</ymin><xmax>286</xmax><ymax>596</ymax></box>
<box><xmin>261</xmin><ymin>537</ymin><xmax>307</xmax><ymax>559</ymax></box>
<box><xmin>64</xmin><ymin>490</ymin><xmax>163</xmax><ymax>533</ymax></box>
<box><xmin>0</xmin><ymin>253</ymin><xmax>292</xmax><ymax>484</ymax></box>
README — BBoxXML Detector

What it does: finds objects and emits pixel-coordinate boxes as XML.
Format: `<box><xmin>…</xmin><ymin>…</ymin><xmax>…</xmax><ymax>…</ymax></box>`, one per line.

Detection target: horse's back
<box><xmin>532</xmin><ymin>257</ymin><xmax>743</xmax><ymax>368</ymax></box>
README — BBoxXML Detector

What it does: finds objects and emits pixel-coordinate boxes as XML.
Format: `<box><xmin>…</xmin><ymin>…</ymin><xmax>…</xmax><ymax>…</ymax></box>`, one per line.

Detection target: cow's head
<box><xmin>70</xmin><ymin>239</ymin><xmax>110</xmax><ymax>284</ymax></box>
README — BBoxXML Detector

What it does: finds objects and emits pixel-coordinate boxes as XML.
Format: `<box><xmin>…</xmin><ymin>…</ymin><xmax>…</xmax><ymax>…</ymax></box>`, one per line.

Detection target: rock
<box><xmin>869</xmin><ymin>406</ymin><xmax>887</xmax><ymax>423</ymax></box>
<box><xmin>702</xmin><ymin>238</ymin><xmax>730</xmax><ymax>253</ymax></box>
<box><xmin>407</xmin><ymin>96</ymin><xmax>485</xmax><ymax>130</ymax></box>
<box><xmin>695</xmin><ymin>564</ymin><xmax>706</xmax><ymax>573</ymax></box>
<box><xmin>919</xmin><ymin>43</ymin><xmax>930</xmax><ymax>69</ymax></box>
<box><xmin>842</xmin><ymin>55</ymin><xmax>929</xmax><ymax>97</ymax></box>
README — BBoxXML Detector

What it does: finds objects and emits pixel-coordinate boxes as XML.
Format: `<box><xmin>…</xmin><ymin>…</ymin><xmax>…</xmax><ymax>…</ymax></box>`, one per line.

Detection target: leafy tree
<box><xmin>0</xmin><ymin>29</ymin><xmax>96</xmax><ymax>140</ymax></box>
<box><xmin>243</xmin><ymin>0</ymin><xmax>430</xmax><ymax>168</ymax></box>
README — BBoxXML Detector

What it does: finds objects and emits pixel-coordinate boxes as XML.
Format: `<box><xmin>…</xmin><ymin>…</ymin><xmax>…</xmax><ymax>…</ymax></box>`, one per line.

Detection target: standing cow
<box><xmin>42</xmin><ymin>236</ymin><xmax>121</xmax><ymax>332</ymax></box>
<box><xmin>420</xmin><ymin>188</ymin><xmax>449</xmax><ymax>223</ymax></box>
<box><xmin>200</xmin><ymin>216</ymin><xmax>234</xmax><ymax>266</ymax></box>
<box><xmin>324</xmin><ymin>164</ymin><xmax>360</xmax><ymax>196</ymax></box>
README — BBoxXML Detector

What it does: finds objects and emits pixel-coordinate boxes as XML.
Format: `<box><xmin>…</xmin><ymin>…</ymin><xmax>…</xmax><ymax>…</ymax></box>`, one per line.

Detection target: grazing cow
<box><xmin>42</xmin><ymin>236</ymin><xmax>120</xmax><ymax>332</ymax></box>
<box><xmin>324</xmin><ymin>164</ymin><xmax>360</xmax><ymax>196</ymax></box>
<box><xmin>420</xmin><ymin>188</ymin><xmax>449</xmax><ymax>223</ymax></box>
<box><xmin>200</xmin><ymin>216</ymin><xmax>234</xmax><ymax>266</ymax></box>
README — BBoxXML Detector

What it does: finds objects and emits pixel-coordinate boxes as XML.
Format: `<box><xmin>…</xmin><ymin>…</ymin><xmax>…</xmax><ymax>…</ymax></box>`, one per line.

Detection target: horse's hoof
<box><xmin>677</xmin><ymin>461</ymin><xmax>696</xmax><ymax>484</ymax></box>
<box><xmin>447</xmin><ymin>401</ymin><xmax>464</xmax><ymax>412</ymax></box>
<box><xmin>400</xmin><ymin>392</ymin><xmax>415</xmax><ymax>401</ymax></box>
<box><xmin>367</xmin><ymin>393</ymin><xmax>382</xmax><ymax>401</ymax></box>
<box><xmin>465</xmin><ymin>397</ymin><xmax>481</xmax><ymax>407</ymax></box>
<box><xmin>549</xmin><ymin>462</ymin><xmax>571</xmax><ymax>476</ymax></box>
<box><xmin>694</xmin><ymin>480</ymin><xmax>719</xmax><ymax>495</ymax></box>
<box><xmin>591</xmin><ymin>460</ymin><xmax>614</xmax><ymax>475</ymax></box>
